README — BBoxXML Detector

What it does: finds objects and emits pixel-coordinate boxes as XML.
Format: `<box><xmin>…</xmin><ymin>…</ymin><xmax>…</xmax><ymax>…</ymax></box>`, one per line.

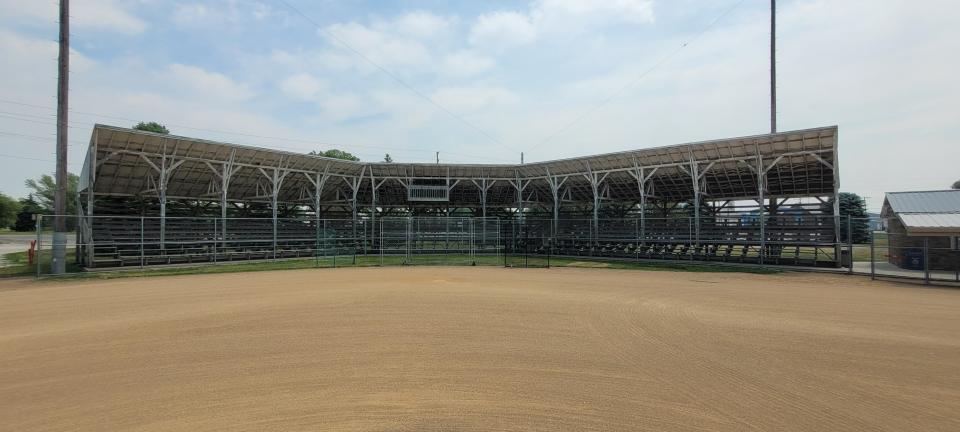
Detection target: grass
<box><xmin>0</xmin><ymin>250</ymin><xmax>81</xmax><ymax>277</ymax></box>
<box><xmin>1</xmin><ymin>251</ymin><xmax>781</xmax><ymax>281</ymax></box>
<box><xmin>852</xmin><ymin>232</ymin><xmax>889</xmax><ymax>262</ymax></box>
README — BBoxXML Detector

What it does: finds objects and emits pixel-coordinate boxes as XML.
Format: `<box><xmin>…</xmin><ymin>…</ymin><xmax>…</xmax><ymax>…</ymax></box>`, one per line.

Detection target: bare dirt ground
<box><xmin>1</xmin><ymin>267</ymin><xmax>958</xmax><ymax>431</ymax></box>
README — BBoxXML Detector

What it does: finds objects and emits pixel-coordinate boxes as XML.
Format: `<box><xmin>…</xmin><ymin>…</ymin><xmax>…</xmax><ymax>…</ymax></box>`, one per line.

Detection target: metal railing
<box><xmin>21</xmin><ymin>215</ymin><xmax>958</xmax><ymax>285</ymax></box>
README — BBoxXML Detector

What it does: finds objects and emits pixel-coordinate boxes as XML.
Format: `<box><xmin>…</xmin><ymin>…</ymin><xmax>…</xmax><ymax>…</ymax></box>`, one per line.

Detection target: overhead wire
<box><xmin>275</xmin><ymin>0</ymin><xmax>512</xmax><ymax>153</ymax></box>
<box><xmin>0</xmin><ymin>99</ymin><xmax>514</xmax><ymax>163</ymax></box>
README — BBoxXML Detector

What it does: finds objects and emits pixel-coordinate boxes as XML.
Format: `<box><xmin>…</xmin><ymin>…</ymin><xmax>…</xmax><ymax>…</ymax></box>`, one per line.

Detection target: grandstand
<box><xmin>77</xmin><ymin>124</ymin><xmax>840</xmax><ymax>268</ymax></box>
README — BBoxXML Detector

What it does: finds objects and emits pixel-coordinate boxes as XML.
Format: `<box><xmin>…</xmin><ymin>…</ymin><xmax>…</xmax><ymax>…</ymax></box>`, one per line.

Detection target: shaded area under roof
<box><xmin>81</xmin><ymin>124</ymin><xmax>839</xmax><ymax>210</ymax></box>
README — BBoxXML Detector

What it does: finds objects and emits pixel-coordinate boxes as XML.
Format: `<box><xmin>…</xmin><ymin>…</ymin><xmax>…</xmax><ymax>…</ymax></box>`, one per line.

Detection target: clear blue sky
<box><xmin>0</xmin><ymin>0</ymin><xmax>957</xmax><ymax>212</ymax></box>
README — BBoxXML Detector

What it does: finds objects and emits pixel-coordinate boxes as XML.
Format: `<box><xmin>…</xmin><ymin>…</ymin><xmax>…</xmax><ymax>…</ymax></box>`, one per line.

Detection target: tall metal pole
<box><xmin>770</xmin><ymin>0</ymin><xmax>777</xmax><ymax>134</ymax></box>
<box><xmin>52</xmin><ymin>0</ymin><xmax>70</xmax><ymax>274</ymax></box>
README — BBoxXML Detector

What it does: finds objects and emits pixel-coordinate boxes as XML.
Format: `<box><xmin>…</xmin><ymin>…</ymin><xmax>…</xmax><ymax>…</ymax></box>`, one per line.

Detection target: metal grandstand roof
<box><xmin>81</xmin><ymin>124</ymin><xmax>838</xmax><ymax>210</ymax></box>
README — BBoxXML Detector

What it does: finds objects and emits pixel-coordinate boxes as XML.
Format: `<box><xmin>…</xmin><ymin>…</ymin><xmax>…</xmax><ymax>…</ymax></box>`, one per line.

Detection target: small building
<box><xmin>881</xmin><ymin>190</ymin><xmax>960</xmax><ymax>270</ymax></box>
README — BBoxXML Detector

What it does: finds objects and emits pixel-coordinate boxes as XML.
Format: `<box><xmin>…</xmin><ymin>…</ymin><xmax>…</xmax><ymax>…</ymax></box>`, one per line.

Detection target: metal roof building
<box><xmin>881</xmin><ymin>190</ymin><xmax>960</xmax><ymax>235</ymax></box>
<box><xmin>76</xmin><ymin>124</ymin><xmax>842</xmax><ymax>268</ymax></box>
<box><xmin>81</xmin><ymin>124</ymin><xmax>839</xmax><ymax>217</ymax></box>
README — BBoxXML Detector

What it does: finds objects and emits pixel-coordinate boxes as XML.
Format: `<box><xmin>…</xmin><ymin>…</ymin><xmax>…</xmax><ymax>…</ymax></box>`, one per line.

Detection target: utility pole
<box><xmin>520</xmin><ymin>152</ymin><xmax>524</xmax><ymax>165</ymax></box>
<box><xmin>435</xmin><ymin>151</ymin><xmax>439</xmax><ymax>164</ymax></box>
<box><xmin>770</xmin><ymin>0</ymin><xmax>777</xmax><ymax>134</ymax></box>
<box><xmin>52</xmin><ymin>0</ymin><xmax>69</xmax><ymax>274</ymax></box>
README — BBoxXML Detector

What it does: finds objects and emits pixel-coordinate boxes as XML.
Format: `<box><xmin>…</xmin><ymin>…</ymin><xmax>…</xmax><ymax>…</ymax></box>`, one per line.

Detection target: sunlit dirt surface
<box><xmin>1</xmin><ymin>267</ymin><xmax>958</xmax><ymax>431</ymax></box>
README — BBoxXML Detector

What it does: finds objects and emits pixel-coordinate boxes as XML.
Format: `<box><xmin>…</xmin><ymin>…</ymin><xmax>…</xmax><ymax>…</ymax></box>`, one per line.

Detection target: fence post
<box><xmin>546</xmin><ymin>227</ymin><xmax>551</xmax><ymax>268</ymax></box>
<box><xmin>140</xmin><ymin>216</ymin><xmax>145</xmax><ymax>269</ymax></box>
<box><xmin>35</xmin><ymin>215</ymin><xmax>42</xmax><ymax>279</ymax></box>
<box><xmin>847</xmin><ymin>217</ymin><xmax>853</xmax><ymax>275</ymax></box>
<box><xmin>212</xmin><ymin>218</ymin><xmax>217</xmax><ymax>265</ymax></box>
<box><xmin>923</xmin><ymin>236</ymin><xmax>930</xmax><ymax>285</ymax></box>
<box><xmin>869</xmin><ymin>227</ymin><xmax>875</xmax><ymax>280</ymax></box>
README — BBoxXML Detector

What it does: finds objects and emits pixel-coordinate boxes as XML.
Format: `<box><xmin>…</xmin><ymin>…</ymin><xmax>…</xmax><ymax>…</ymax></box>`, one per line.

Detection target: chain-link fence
<box><xmin>21</xmin><ymin>215</ymin><xmax>959</xmax><ymax>285</ymax></box>
<box><xmin>378</xmin><ymin>217</ymin><xmax>501</xmax><ymax>266</ymax></box>
<box><xmin>852</xmin><ymin>220</ymin><xmax>960</xmax><ymax>285</ymax></box>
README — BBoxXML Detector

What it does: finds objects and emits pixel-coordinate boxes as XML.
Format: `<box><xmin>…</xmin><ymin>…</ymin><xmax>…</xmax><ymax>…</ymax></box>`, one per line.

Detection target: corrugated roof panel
<box><xmin>886</xmin><ymin>190</ymin><xmax>960</xmax><ymax>214</ymax></box>
<box><xmin>898</xmin><ymin>213</ymin><xmax>960</xmax><ymax>234</ymax></box>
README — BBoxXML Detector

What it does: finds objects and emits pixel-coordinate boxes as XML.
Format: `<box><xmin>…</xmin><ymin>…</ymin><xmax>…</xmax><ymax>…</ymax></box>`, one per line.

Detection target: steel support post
<box><xmin>218</xmin><ymin>150</ymin><xmax>236</xmax><ymax>251</ymax></box>
<box><xmin>690</xmin><ymin>155</ymin><xmax>700</xmax><ymax>248</ymax></box>
<box><xmin>346</xmin><ymin>166</ymin><xmax>366</xmax><ymax>252</ymax></box>
<box><xmin>515</xmin><ymin>170</ymin><xmax>524</xmax><ymax>223</ymax></box>
<box><xmin>370</xmin><ymin>172</ymin><xmax>377</xmax><ymax>251</ymax></box>
<box><xmin>638</xmin><ymin>167</ymin><xmax>646</xmax><ymax>245</ymax></box>
<box><xmin>86</xmin><ymin>132</ymin><xmax>96</xmax><ymax>266</ymax></box>
<box><xmin>630</xmin><ymin>162</ymin><xmax>658</xmax><ymax>247</ymax></box>
<box><xmin>756</xmin><ymin>150</ymin><xmax>766</xmax><ymax>265</ymax></box>
<box><xmin>545</xmin><ymin>169</ymin><xmax>567</xmax><ymax>238</ymax></box>
<box><xmin>159</xmin><ymin>157</ymin><xmax>167</xmax><ymax>253</ymax></box>
<box><xmin>303</xmin><ymin>164</ymin><xmax>330</xmax><ymax>261</ymax></box>
<box><xmin>870</xmin><ymin>229</ymin><xmax>875</xmax><ymax>280</ymax></box>
<box><xmin>583</xmin><ymin>161</ymin><xmax>608</xmax><ymax>245</ymax></box>
<box><xmin>923</xmin><ymin>237</ymin><xmax>930</xmax><ymax>284</ymax></box>
<box><xmin>832</xmin><ymin>133</ymin><xmax>842</xmax><ymax>268</ymax></box>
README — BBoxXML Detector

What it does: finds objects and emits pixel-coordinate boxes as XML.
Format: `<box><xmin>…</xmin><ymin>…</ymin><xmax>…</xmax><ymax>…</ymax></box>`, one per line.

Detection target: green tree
<box><xmin>25</xmin><ymin>173</ymin><xmax>80</xmax><ymax>222</ymax></box>
<box><xmin>383</xmin><ymin>153</ymin><xmax>393</xmax><ymax>163</ymax></box>
<box><xmin>13</xmin><ymin>195</ymin><xmax>43</xmax><ymax>232</ymax></box>
<box><xmin>133</xmin><ymin>121</ymin><xmax>170</xmax><ymax>134</ymax></box>
<box><xmin>952</xmin><ymin>179</ymin><xmax>960</xmax><ymax>189</ymax></box>
<box><xmin>830</xmin><ymin>192</ymin><xmax>870</xmax><ymax>243</ymax></box>
<box><xmin>309</xmin><ymin>149</ymin><xmax>360</xmax><ymax>161</ymax></box>
<box><xmin>0</xmin><ymin>192</ymin><xmax>21</xmax><ymax>229</ymax></box>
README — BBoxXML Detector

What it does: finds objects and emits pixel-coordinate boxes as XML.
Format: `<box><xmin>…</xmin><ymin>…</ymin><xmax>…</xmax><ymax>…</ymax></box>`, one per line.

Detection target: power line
<box><xmin>526</xmin><ymin>0</ymin><xmax>747</xmax><ymax>154</ymax></box>
<box><xmin>0</xmin><ymin>98</ymin><xmax>514</xmax><ymax>163</ymax></box>
<box><xmin>0</xmin><ymin>153</ymin><xmax>54</xmax><ymax>163</ymax></box>
<box><xmin>275</xmin><ymin>0</ymin><xmax>510</xmax><ymax>152</ymax></box>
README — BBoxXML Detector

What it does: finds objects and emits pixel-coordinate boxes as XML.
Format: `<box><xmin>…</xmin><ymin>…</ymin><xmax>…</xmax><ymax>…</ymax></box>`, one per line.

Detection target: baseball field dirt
<box><xmin>1</xmin><ymin>267</ymin><xmax>958</xmax><ymax>431</ymax></box>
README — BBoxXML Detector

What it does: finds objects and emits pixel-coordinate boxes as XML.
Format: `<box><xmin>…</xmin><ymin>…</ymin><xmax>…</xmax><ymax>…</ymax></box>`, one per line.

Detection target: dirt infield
<box><xmin>1</xmin><ymin>268</ymin><xmax>958</xmax><ymax>431</ymax></box>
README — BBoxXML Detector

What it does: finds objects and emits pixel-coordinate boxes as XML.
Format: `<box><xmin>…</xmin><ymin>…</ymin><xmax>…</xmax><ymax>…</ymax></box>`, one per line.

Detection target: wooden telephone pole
<box><xmin>52</xmin><ymin>0</ymin><xmax>69</xmax><ymax>274</ymax></box>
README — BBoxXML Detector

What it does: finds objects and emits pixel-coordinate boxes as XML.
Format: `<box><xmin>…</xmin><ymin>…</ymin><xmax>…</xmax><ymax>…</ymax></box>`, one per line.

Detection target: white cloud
<box><xmin>172</xmin><ymin>3</ymin><xmax>210</xmax><ymax>25</ymax></box>
<box><xmin>441</xmin><ymin>50</ymin><xmax>495</xmax><ymax>77</ymax></box>
<box><xmin>279</xmin><ymin>73</ymin><xmax>326</xmax><ymax>100</ymax></box>
<box><xmin>469</xmin><ymin>0</ymin><xmax>654</xmax><ymax>50</ymax></box>
<box><xmin>430</xmin><ymin>86</ymin><xmax>517</xmax><ymax>114</ymax></box>
<box><xmin>533</xmin><ymin>0</ymin><xmax>654</xmax><ymax>25</ymax></box>
<box><xmin>0</xmin><ymin>0</ymin><xmax>957</xmax><ymax>204</ymax></box>
<box><xmin>172</xmin><ymin>1</ymin><xmax>281</xmax><ymax>27</ymax></box>
<box><xmin>392</xmin><ymin>11</ymin><xmax>454</xmax><ymax>40</ymax></box>
<box><xmin>0</xmin><ymin>0</ymin><xmax>146</xmax><ymax>34</ymax></box>
<box><xmin>165</xmin><ymin>64</ymin><xmax>254</xmax><ymax>102</ymax></box>
<box><xmin>469</xmin><ymin>11</ymin><xmax>537</xmax><ymax>50</ymax></box>
<box><xmin>322</xmin><ymin>21</ymin><xmax>433</xmax><ymax>72</ymax></box>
